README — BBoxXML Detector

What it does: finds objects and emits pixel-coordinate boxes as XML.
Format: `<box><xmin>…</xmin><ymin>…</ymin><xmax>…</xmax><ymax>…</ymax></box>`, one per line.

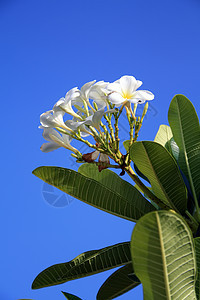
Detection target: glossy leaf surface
<box><xmin>32</xmin><ymin>242</ymin><xmax>131</xmax><ymax>289</ymax></box>
<box><xmin>131</xmin><ymin>211</ymin><xmax>196</xmax><ymax>300</ymax></box>
<box><xmin>97</xmin><ymin>263</ymin><xmax>140</xmax><ymax>300</ymax></box>
<box><xmin>130</xmin><ymin>141</ymin><xmax>187</xmax><ymax>213</ymax></box>
<box><xmin>168</xmin><ymin>94</ymin><xmax>200</xmax><ymax>202</ymax></box>
<box><xmin>33</xmin><ymin>166</ymin><xmax>155</xmax><ymax>222</ymax></box>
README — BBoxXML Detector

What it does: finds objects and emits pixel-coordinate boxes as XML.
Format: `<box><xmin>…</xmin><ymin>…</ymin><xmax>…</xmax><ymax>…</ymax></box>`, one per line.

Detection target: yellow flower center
<box><xmin>122</xmin><ymin>91</ymin><xmax>132</xmax><ymax>100</ymax></box>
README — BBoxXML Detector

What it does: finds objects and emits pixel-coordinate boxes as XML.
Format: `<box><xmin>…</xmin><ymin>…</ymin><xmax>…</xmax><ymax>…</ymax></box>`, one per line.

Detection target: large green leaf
<box><xmin>130</xmin><ymin>141</ymin><xmax>187</xmax><ymax>214</ymax></box>
<box><xmin>62</xmin><ymin>291</ymin><xmax>82</xmax><ymax>300</ymax></box>
<box><xmin>195</xmin><ymin>237</ymin><xmax>200</xmax><ymax>298</ymax></box>
<box><xmin>131</xmin><ymin>210</ymin><xmax>196</xmax><ymax>300</ymax></box>
<box><xmin>97</xmin><ymin>263</ymin><xmax>140</xmax><ymax>300</ymax></box>
<box><xmin>168</xmin><ymin>94</ymin><xmax>200</xmax><ymax>206</ymax></box>
<box><xmin>33</xmin><ymin>166</ymin><xmax>155</xmax><ymax>222</ymax></box>
<box><xmin>32</xmin><ymin>242</ymin><xmax>131</xmax><ymax>289</ymax></box>
<box><xmin>79</xmin><ymin>163</ymin><xmax>151</xmax><ymax>197</ymax></box>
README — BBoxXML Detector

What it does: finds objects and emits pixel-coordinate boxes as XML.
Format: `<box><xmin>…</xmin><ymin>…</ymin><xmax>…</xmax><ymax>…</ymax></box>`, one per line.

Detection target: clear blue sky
<box><xmin>1</xmin><ymin>0</ymin><xmax>200</xmax><ymax>299</ymax></box>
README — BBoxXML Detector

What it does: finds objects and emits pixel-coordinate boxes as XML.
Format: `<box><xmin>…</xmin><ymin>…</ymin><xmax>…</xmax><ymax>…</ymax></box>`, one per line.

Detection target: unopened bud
<box><xmin>141</xmin><ymin>102</ymin><xmax>148</xmax><ymax>122</ymax></box>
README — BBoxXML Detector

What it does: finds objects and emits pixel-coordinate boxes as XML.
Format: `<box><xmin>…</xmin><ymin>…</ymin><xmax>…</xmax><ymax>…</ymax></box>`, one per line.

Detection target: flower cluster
<box><xmin>39</xmin><ymin>75</ymin><xmax>154</xmax><ymax>170</ymax></box>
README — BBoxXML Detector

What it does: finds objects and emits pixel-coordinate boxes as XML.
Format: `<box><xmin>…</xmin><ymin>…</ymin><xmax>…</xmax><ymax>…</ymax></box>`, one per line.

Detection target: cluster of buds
<box><xmin>39</xmin><ymin>75</ymin><xmax>154</xmax><ymax>172</ymax></box>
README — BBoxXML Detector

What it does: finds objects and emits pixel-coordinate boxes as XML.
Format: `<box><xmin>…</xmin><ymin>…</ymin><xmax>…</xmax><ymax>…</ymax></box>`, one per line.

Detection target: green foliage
<box><xmin>130</xmin><ymin>141</ymin><xmax>187</xmax><ymax>214</ymax></box>
<box><xmin>79</xmin><ymin>163</ymin><xmax>152</xmax><ymax>205</ymax></box>
<box><xmin>131</xmin><ymin>210</ymin><xmax>196</xmax><ymax>299</ymax></box>
<box><xmin>33</xmin><ymin>166</ymin><xmax>155</xmax><ymax>222</ymax></box>
<box><xmin>123</xmin><ymin>140</ymin><xmax>130</xmax><ymax>152</ymax></box>
<box><xmin>97</xmin><ymin>263</ymin><xmax>140</xmax><ymax>300</ymax></box>
<box><xmin>168</xmin><ymin>94</ymin><xmax>200</xmax><ymax>213</ymax></box>
<box><xmin>32</xmin><ymin>94</ymin><xmax>200</xmax><ymax>299</ymax></box>
<box><xmin>154</xmin><ymin>124</ymin><xmax>173</xmax><ymax>152</ymax></box>
<box><xmin>32</xmin><ymin>242</ymin><xmax>131</xmax><ymax>289</ymax></box>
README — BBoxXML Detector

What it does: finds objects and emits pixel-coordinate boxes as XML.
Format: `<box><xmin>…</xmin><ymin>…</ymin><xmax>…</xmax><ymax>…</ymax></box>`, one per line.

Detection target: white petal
<box><xmin>53</xmin><ymin>110</ymin><xmax>67</xmax><ymax>128</ymax></box>
<box><xmin>108</xmin><ymin>92</ymin><xmax>124</xmax><ymax>105</ymax></box>
<box><xmin>43</xmin><ymin>128</ymin><xmax>61</xmax><ymax>142</ymax></box>
<box><xmin>113</xmin><ymin>79</ymin><xmax>120</xmax><ymax>84</ymax></box>
<box><xmin>42</xmin><ymin>109</ymin><xmax>71</xmax><ymax>131</ymax></box>
<box><xmin>62</xmin><ymin>133</ymin><xmax>73</xmax><ymax>144</ymax></box>
<box><xmin>120</xmin><ymin>75</ymin><xmax>138</xmax><ymax>94</ymax></box>
<box><xmin>89</xmin><ymin>81</ymin><xmax>108</xmax><ymax>101</ymax></box>
<box><xmin>40</xmin><ymin>111</ymin><xmax>55</xmax><ymax>128</ymax></box>
<box><xmin>91</xmin><ymin>108</ymin><xmax>116</xmax><ymax>129</ymax></box>
<box><xmin>107</xmin><ymin>82</ymin><xmax>122</xmax><ymax>94</ymax></box>
<box><xmin>71</xmin><ymin>99</ymin><xmax>84</xmax><ymax>107</ymax></box>
<box><xmin>41</xmin><ymin>142</ymin><xmax>60</xmax><ymax>152</ymax></box>
<box><xmin>49</xmin><ymin>132</ymin><xmax>77</xmax><ymax>152</ymax></box>
<box><xmin>60</xmin><ymin>101</ymin><xmax>81</xmax><ymax>119</ymax></box>
<box><xmin>49</xmin><ymin>133</ymin><xmax>66</xmax><ymax>147</ymax></box>
<box><xmin>53</xmin><ymin>98</ymin><xmax>65</xmax><ymax>112</ymax></box>
<box><xmin>81</xmin><ymin>80</ymin><xmax>96</xmax><ymax>99</ymax></box>
<box><xmin>136</xmin><ymin>80</ymin><xmax>143</xmax><ymax>89</ymax></box>
<box><xmin>65</xmin><ymin>87</ymin><xmax>80</xmax><ymax>101</ymax></box>
<box><xmin>92</xmin><ymin>108</ymin><xmax>105</xmax><ymax>129</ymax></box>
<box><xmin>82</xmin><ymin>115</ymin><xmax>93</xmax><ymax>127</ymax></box>
<box><xmin>131</xmin><ymin>90</ymin><xmax>154</xmax><ymax>103</ymax></box>
<box><xmin>41</xmin><ymin>109</ymin><xmax>68</xmax><ymax>130</ymax></box>
<box><xmin>80</xmin><ymin>131</ymin><xmax>90</xmax><ymax>138</ymax></box>
<box><xmin>93</xmin><ymin>99</ymin><xmax>107</xmax><ymax>109</ymax></box>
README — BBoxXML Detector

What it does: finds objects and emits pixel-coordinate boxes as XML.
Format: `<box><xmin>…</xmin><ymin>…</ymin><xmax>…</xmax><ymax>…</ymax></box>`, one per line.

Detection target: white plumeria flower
<box><xmin>65</xmin><ymin>119</ymin><xmax>91</xmax><ymax>137</ymax></box>
<box><xmin>55</xmin><ymin>88</ymin><xmax>82</xmax><ymax>119</ymax></box>
<box><xmin>82</xmin><ymin>108</ymin><xmax>116</xmax><ymax>131</ymax></box>
<box><xmin>80</xmin><ymin>80</ymin><xmax>96</xmax><ymax>102</ymax></box>
<box><xmin>40</xmin><ymin>101</ymin><xmax>75</xmax><ymax>132</ymax></box>
<box><xmin>40</xmin><ymin>128</ymin><xmax>77</xmax><ymax>153</ymax></box>
<box><xmin>40</xmin><ymin>109</ymin><xmax>67</xmax><ymax>129</ymax></box>
<box><xmin>72</xmin><ymin>80</ymin><xmax>96</xmax><ymax>106</ymax></box>
<box><xmin>89</xmin><ymin>81</ymin><xmax>109</xmax><ymax>108</ymax></box>
<box><xmin>106</xmin><ymin>75</ymin><xmax>154</xmax><ymax>106</ymax></box>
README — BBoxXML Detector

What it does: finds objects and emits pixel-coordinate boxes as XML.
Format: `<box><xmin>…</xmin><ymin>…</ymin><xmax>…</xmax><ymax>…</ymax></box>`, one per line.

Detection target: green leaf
<box><xmin>79</xmin><ymin>163</ymin><xmax>151</xmax><ymax>197</ymax></box>
<box><xmin>97</xmin><ymin>263</ymin><xmax>140</xmax><ymax>300</ymax></box>
<box><xmin>62</xmin><ymin>291</ymin><xmax>82</xmax><ymax>300</ymax></box>
<box><xmin>154</xmin><ymin>124</ymin><xmax>173</xmax><ymax>153</ymax></box>
<box><xmin>133</xmin><ymin>163</ymin><xmax>150</xmax><ymax>184</ymax></box>
<box><xmin>131</xmin><ymin>210</ymin><xmax>196</xmax><ymax>300</ymax></box>
<box><xmin>168</xmin><ymin>94</ymin><xmax>200</xmax><ymax>206</ymax></box>
<box><xmin>32</xmin><ymin>242</ymin><xmax>131</xmax><ymax>289</ymax></box>
<box><xmin>130</xmin><ymin>141</ymin><xmax>187</xmax><ymax>214</ymax></box>
<box><xmin>153</xmin><ymin>125</ymin><xmax>185</xmax><ymax>168</ymax></box>
<box><xmin>33</xmin><ymin>166</ymin><xmax>155</xmax><ymax>222</ymax></box>
<box><xmin>194</xmin><ymin>237</ymin><xmax>200</xmax><ymax>298</ymax></box>
<box><xmin>123</xmin><ymin>140</ymin><xmax>130</xmax><ymax>152</ymax></box>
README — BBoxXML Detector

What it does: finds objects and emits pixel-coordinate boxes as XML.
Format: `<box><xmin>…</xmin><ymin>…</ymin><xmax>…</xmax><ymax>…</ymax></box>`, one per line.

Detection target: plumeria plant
<box><xmin>32</xmin><ymin>75</ymin><xmax>200</xmax><ymax>300</ymax></box>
